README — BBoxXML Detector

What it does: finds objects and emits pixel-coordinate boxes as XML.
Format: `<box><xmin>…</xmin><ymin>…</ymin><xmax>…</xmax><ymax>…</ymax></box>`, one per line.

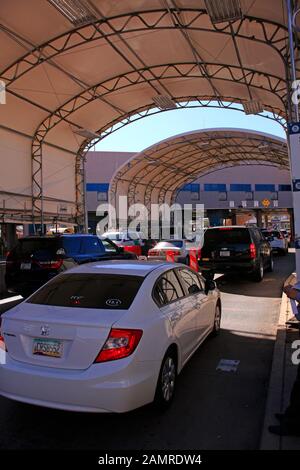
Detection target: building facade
<box><xmin>86</xmin><ymin>151</ymin><xmax>293</xmax><ymax>232</ymax></box>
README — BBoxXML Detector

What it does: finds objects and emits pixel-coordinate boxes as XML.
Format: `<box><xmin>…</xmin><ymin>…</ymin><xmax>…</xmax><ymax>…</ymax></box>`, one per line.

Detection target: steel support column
<box><xmin>286</xmin><ymin>0</ymin><xmax>300</xmax><ymax>278</ymax></box>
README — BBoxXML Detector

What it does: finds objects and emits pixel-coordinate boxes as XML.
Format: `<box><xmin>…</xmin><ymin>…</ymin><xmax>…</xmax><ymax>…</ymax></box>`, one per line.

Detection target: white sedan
<box><xmin>148</xmin><ymin>240</ymin><xmax>200</xmax><ymax>264</ymax></box>
<box><xmin>0</xmin><ymin>261</ymin><xmax>221</xmax><ymax>413</ymax></box>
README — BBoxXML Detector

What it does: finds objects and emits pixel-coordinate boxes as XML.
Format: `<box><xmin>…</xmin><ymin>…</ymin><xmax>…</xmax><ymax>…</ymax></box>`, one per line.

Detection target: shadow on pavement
<box><xmin>215</xmin><ymin>252</ymin><xmax>295</xmax><ymax>299</ymax></box>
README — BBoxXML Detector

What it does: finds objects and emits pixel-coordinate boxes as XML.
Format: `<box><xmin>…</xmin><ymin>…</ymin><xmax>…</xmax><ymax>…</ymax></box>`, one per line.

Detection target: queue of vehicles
<box><xmin>0</xmin><ymin>225</ymin><xmax>289</xmax><ymax>414</ymax></box>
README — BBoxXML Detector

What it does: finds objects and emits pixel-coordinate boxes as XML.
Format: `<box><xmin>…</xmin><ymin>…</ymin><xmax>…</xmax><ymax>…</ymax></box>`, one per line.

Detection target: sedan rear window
<box><xmin>155</xmin><ymin>241</ymin><xmax>183</xmax><ymax>249</ymax></box>
<box><xmin>27</xmin><ymin>273</ymin><xmax>144</xmax><ymax>309</ymax></box>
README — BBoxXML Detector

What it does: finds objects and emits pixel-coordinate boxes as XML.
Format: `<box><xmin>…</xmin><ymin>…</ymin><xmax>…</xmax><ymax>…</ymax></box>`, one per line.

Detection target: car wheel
<box><xmin>154</xmin><ymin>350</ymin><xmax>177</xmax><ymax>410</ymax></box>
<box><xmin>266</xmin><ymin>253</ymin><xmax>274</xmax><ymax>272</ymax></box>
<box><xmin>252</xmin><ymin>258</ymin><xmax>264</xmax><ymax>282</ymax></box>
<box><xmin>211</xmin><ymin>303</ymin><xmax>221</xmax><ymax>336</ymax></box>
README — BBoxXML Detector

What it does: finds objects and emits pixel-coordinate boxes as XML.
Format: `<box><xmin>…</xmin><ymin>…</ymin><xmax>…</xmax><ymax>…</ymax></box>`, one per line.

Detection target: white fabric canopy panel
<box><xmin>0</xmin><ymin>0</ymin><xmax>298</xmax><ymax>225</ymax></box>
<box><xmin>109</xmin><ymin>128</ymin><xmax>288</xmax><ymax>213</ymax></box>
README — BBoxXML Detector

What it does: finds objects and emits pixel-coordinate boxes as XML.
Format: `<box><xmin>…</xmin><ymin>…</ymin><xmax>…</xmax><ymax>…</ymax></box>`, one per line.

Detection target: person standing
<box><xmin>269</xmin><ymin>285</ymin><xmax>300</xmax><ymax>436</ymax></box>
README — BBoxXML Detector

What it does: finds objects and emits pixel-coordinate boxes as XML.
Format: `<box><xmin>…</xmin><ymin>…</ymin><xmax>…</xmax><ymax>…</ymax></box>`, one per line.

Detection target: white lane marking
<box><xmin>0</xmin><ymin>295</ymin><xmax>23</xmax><ymax>305</ymax></box>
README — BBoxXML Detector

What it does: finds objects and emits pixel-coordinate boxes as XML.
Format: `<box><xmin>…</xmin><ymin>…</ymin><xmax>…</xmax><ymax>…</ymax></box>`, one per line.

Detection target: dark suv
<box><xmin>198</xmin><ymin>226</ymin><xmax>273</xmax><ymax>282</ymax></box>
<box><xmin>5</xmin><ymin>234</ymin><xmax>136</xmax><ymax>296</ymax></box>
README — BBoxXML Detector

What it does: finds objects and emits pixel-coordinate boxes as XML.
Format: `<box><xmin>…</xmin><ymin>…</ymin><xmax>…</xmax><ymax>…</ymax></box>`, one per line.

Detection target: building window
<box><xmin>204</xmin><ymin>184</ymin><xmax>226</xmax><ymax>192</ymax></box>
<box><xmin>245</xmin><ymin>192</ymin><xmax>253</xmax><ymax>201</ymax></box>
<box><xmin>255</xmin><ymin>184</ymin><xmax>276</xmax><ymax>192</ymax></box>
<box><xmin>230</xmin><ymin>184</ymin><xmax>252</xmax><ymax>192</ymax></box>
<box><xmin>218</xmin><ymin>192</ymin><xmax>227</xmax><ymax>201</ymax></box>
<box><xmin>181</xmin><ymin>183</ymin><xmax>200</xmax><ymax>194</ymax></box>
<box><xmin>278</xmin><ymin>184</ymin><xmax>292</xmax><ymax>192</ymax></box>
<box><xmin>191</xmin><ymin>191</ymin><xmax>199</xmax><ymax>200</ymax></box>
<box><xmin>86</xmin><ymin>183</ymin><xmax>109</xmax><ymax>192</ymax></box>
<box><xmin>271</xmin><ymin>192</ymin><xmax>278</xmax><ymax>201</ymax></box>
<box><xmin>97</xmin><ymin>191</ymin><xmax>108</xmax><ymax>201</ymax></box>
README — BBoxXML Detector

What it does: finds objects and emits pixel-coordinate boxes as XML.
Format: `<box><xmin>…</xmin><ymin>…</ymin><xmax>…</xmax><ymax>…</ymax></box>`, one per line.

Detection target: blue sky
<box><xmin>95</xmin><ymin>105</ymin><xmax>286</xmax><ymax>152</ymax></box>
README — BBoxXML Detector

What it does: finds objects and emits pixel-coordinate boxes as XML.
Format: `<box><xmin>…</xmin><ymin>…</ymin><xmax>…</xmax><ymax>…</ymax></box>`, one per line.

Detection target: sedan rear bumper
<box><xmin>0</xmin><ymin>355</ymin><xmax>160</xmax><ymax>413</ymax></box>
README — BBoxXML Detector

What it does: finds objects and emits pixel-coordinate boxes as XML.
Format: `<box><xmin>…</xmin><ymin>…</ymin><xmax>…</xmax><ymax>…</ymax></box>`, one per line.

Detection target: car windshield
<box><xmin>27</xmin><ymin>273</ymin><xmax>144</xmax><ymax>309</ymax></box>
<box><xmin>204</xmin><ymin>228</ymin><xmax>251</xmax><ymax>246</ymax></box>
<box><xmin>262</xmin><ymin>231</ymin><xmax>281</xmax><ymax>238</ymax></box>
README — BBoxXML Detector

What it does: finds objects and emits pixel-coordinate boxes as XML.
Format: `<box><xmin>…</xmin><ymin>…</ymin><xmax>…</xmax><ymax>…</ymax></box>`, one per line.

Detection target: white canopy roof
<box><xmin>0</xmin><ymin>1</ymin><xmax>297</xmax><ymax>224</ymax></box>
<box><xmin>109</xmin><ymin>128</ymin><xmax>288</xmax><ymax>209</ymax></box>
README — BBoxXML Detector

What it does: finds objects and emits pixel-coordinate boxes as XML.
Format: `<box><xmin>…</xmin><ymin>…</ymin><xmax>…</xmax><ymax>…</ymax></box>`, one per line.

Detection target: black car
<box><xmin>198</xmin><ymin>226</ymin><xmax>273</xmax><ymax>282</ymax></box>
<box><xmin>5</xmin><ymin>234</ymin><xmax>136</xmax><ymax>296</ymax></box>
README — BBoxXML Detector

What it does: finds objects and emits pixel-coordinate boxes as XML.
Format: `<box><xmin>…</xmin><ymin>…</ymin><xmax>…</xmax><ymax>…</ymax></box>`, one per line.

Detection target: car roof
<box><xmin>64</xmin><ymin>260</ymin><xmax>177</xmax><ymax>277</ymax></box>
<box><xmin>19</xmin><ymin>234</ymin><xmax>98</xmax><ymax>240</ymax></box>
<box><xmin>206</xmin><ymin>225</ymin><xmax>248</xmax><ymax>230</ymax></box>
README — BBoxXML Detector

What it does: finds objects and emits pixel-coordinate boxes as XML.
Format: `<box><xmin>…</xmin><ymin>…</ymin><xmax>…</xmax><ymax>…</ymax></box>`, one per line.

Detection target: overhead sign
<box><xmin>293</xmin><ymin>179</ymin><xmax>300</xmax><ymax>192</ymax></box>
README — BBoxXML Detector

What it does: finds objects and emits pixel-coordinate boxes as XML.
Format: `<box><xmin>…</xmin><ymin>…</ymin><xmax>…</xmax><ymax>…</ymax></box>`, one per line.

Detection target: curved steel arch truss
<box><xmin>0</xmin><ymin>1</ymin><xmax>298</xmax><ymax>226</ymax></box>
<box><xmin>109</xmin><ymin>128</ymin><xmax>288</xmax><ymax>222</ymax></box>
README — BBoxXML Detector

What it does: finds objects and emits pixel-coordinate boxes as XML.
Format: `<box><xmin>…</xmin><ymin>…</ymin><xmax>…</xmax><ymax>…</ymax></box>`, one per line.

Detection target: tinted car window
<box><xmin>80</xmin><ymin>237</ymin><xmax>105</xmax><ymax>254</ymax></box>
<box><xmin>27</xmin><ymin>273</ymin><xmax>143</xmax><ymax>309</ymax></box>
<box><xmin>177</xmin><ymin>268</ymin><xmax>202</xmax><ymax>294</ymax></box>
<box><xmin>204</xmin><ymin>228</ymin><xmax>251</xmax><ymax>246</ymax></box>
<box><xmin>11</xmin><ymin>238</ymin><xmax>60</xmax><ymax>259</ymax></box>
<box><xmin>252</xmin><ymin>229</ymin><xmax>262</xmax><ymax>242</ymax></box>
<box><xmin>62</xmin><ymin>237</ymin><xmax>82</xmax><ymax>254</ymax></box>
<box><xmin>153</xmin><ymin>270</ymin><xmax>184</xmax><ymax>306</ymax></box>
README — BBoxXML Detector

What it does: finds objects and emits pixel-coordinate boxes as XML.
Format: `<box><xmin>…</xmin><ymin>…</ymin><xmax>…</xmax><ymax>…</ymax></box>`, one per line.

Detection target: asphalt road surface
<box><xmin>0</xmin><ymin>251</ymin><xmax>295</xmax><ymax>450</ymax></box>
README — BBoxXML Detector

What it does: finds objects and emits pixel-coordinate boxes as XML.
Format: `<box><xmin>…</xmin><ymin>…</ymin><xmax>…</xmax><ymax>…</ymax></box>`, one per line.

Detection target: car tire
<box><xmin>211</xmin><ymin>303</ymin><xmax>222</xmax><ymax>336</ymax></box>
<box><xmin>154</xmin><ymin>350</ymin><xmax>177</xmax><ymax>410</ymax></box>
<box><xmin>252</xmin><ymin>258</ymin><xmax>264</xmax><ymax>282</ymax></box>
<box><xmin>266</xmin><ymin>253</ymin><xmax>274</xmax><ymax>272</ymax></box>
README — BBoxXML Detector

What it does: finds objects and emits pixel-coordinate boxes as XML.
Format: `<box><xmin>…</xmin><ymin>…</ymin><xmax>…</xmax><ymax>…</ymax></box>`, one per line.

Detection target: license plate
<box><xmin>20</xmin><ymin>262</ymin><xmax>31</xmax><ymax>270</ymax></box>
<box><xmin>33</xmin><ymin>338</ymin><xmax>63</xmax><ymax>358</ymax></box>
<box><xmin>220</xmin><ymin>251</ymin><xmax>230</xmax><ymax>257</ymax></box>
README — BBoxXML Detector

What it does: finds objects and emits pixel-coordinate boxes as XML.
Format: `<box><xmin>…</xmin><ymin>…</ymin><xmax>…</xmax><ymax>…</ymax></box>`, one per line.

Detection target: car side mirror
<box><xmin>118</xmin><ymin>246</ymin><xmax>124</xmax><ymax>253</ymax></box>
<box><xmin>188</xmin><ymin>284</ymin><xmax>200</xmax><ymax>295</ymax></box>
<box><xmin>205</xmin><ymin>280</ymin><xmax>216</xmax><ymax>295</ymax></box>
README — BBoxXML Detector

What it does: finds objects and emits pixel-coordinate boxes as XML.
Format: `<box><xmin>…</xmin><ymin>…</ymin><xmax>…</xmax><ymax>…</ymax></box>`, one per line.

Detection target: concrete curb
<box><xmin>260</xmin><ymin>273</ymin><xmax>297</xmax><ymax>450</ymax></box>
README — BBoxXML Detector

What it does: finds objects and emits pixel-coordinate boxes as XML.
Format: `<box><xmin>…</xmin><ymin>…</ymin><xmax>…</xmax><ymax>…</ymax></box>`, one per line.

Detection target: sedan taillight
<box><xmin>148</xmin><ymin>250</ymin><xmax>157</xmax><ymax>256</ymax></box>
<box><xmin>94</xmin><ymin>328</ymin><xmax>143</xmax><ymax>363</ymax></box>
